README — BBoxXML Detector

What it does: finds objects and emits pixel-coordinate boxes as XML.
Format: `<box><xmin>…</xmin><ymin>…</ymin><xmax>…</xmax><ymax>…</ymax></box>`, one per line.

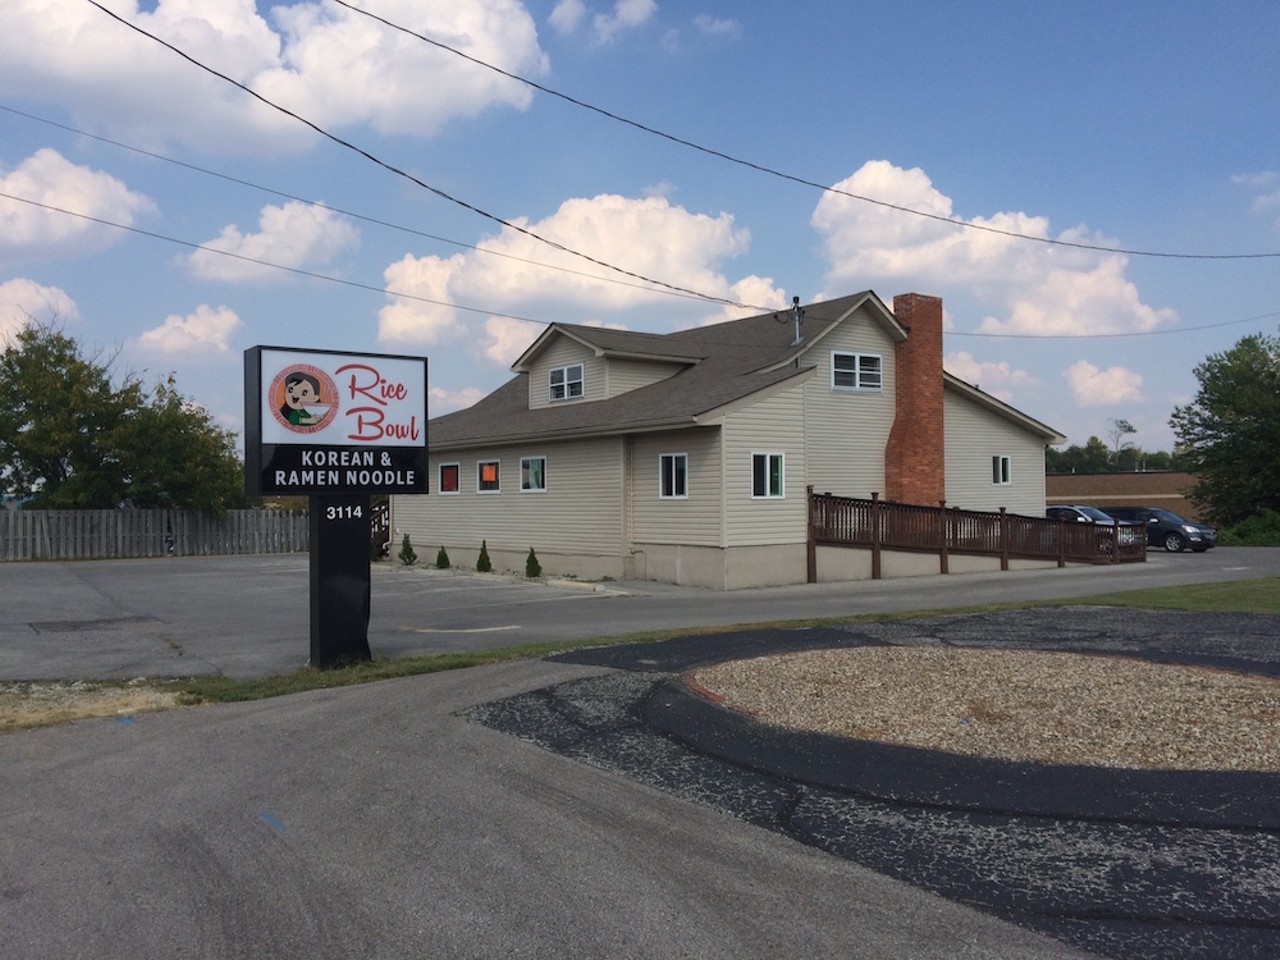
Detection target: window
<box><xmin>549</xmin><ymin>363</ymin><xmax>584</xmax><ymax>402</ymax></box>
<box><xmin>752</xmin><ymin>453</ymin><xmax>784</xmax><ymax>498</ymax></box>
<box><xmin>520</xmin><ymin>456</ymin><xmax>547</xmax><ymax>492</ymax></box>
<box><xmin>438</xmin><ymin>462</ymin><xmax>460</xmax><ymax>494</ymax></box>
<box><xmin>831</xmin><ymin>351</ymin><xmax>883</xmax><ymax>391</ymax></box>
<box><xmin>477</xmin><ymin>460</ymin><xmax>500</xmax><ymax>493</ymax></box>
<box><xmin>992</xmin><ymin>455</ymin><xmax>1012</xmax><ymax>485</ymax></box>
<box><xmin>659</xmin><ymin>453</ymin><xmax>687</xmax><ymax>499</ymax></box>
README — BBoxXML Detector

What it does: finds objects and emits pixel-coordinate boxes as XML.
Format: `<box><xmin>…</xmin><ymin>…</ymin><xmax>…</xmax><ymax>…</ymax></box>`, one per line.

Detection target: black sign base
<box><xmin>309</xmin><ymin>494</ymin><xmax>373</xmax><ymax>669</ymax></box>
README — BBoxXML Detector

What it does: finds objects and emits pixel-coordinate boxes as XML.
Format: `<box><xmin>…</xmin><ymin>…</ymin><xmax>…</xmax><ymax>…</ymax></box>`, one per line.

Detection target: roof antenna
<box><xmin>774</xmin><ymin>295</ymin><xmax>805</xmax><ymax>346</ymax></box>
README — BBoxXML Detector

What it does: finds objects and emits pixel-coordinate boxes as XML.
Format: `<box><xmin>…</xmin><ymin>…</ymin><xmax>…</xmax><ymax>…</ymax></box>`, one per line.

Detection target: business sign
<box><xmin>245</xmin><ymin>346</ymin><xmax>428</xmax><ymax>496</ymax></box>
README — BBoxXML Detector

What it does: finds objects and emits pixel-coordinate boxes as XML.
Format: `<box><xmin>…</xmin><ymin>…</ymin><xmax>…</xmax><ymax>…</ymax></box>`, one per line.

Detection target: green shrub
<box><xmin>397</xmin><ymin>533</ymin><xmax>417</xmax><ymax>566</ymax></box>
<box><xmin>435</xmin><ymin>545</ymin><xmax>451</xmax><ymax>569</ymax></box>
<box><xmin>1219</xmin><ymin>509</ymin><xmax>1280</xmax><ymax>546</ymax></box>
<box><xmin>525</xmin><ymin>547</ymin><xmax>542</xmax><ymax>578</ymax></box>
<box><xmin>476</xmin><ymin>540</ymin><xmax>492</xmax><ymax>573</ymax></box>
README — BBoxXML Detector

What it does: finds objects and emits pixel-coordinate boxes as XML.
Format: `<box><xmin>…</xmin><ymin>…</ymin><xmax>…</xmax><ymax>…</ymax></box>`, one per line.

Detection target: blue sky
<box><xmin>2</xmin><ymin>0</ymin><xmax>1278</xmax><ymax>455</ymax></box>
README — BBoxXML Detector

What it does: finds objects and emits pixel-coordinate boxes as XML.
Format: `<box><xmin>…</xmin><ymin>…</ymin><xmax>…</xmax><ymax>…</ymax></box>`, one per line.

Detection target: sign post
<box><xmin>245</xmin><ymin>347</ymin><xmax>428</xmax><ymax>669</ymax></box>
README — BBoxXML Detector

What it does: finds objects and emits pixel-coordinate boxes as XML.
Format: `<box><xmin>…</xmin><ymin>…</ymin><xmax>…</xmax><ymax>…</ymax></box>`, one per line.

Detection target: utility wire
<box><xmin>0</xmin><ymin>104</ymin><xmax>714</xmax><ymax>307</ymax></box>
<box><xmin>0</xmin><ymin>190</ymin><xmax>546</xmax><ymax>326</ymax></box>
<box><xmin>334</xmin><ymin>0</ymin><xmax>1280</xmax><ymax>262</ymax></box>
<box><xmin>79</xmin><ymin>0</ymin><xmax>761</xmax><ymax>311</ymax></box>
<box><xmin>948</xmin><ymin>310</ymin><xmax>1280</xmax><ymax>339</ymax></box>
<box><xmin>6</xmin><ymin>190</ymin><xmax>1274</xmax><ymax>343</ymax></box>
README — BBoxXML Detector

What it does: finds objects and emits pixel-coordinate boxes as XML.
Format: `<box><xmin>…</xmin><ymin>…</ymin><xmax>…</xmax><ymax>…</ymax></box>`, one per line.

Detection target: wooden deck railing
<box><xmin>807</xmin><ymin>489</ymin><xmax>1145</xmax><ymax>581</ymax></box>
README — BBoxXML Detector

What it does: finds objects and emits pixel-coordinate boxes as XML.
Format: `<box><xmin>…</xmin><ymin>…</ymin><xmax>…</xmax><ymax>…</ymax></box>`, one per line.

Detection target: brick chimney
<box><xmin>884</xmin><ymin>293</ymin><xmax>945</xmax><ymax>505</ymax></box>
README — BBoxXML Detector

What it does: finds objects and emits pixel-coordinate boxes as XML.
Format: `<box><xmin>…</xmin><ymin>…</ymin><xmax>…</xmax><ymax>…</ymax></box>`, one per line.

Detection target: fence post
<box><xmin>806</xmin><ymin>485</ymin><xmax>817</xmax><ymax>584</ymax></box>
<box><xmin>870</xmin><ymin>492</ymin><xmax>882</xmax><ymax>580</ymax></box>
<box><xmin>937</xmin><ymin>500</ymin><xmax>948</xmax><ymax>574</ymax></box>
<box><xmin>999</xmin><ymin>506</ymin><xmax>1009</xmax><ymax>571</ymax></box>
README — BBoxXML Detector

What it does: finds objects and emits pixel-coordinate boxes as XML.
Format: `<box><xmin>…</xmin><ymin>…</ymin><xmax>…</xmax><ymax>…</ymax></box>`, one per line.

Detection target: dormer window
<box><xmin>549</xmin><ymin>363</ymin><xmax>584</xmax><ymax>402</ymax></box>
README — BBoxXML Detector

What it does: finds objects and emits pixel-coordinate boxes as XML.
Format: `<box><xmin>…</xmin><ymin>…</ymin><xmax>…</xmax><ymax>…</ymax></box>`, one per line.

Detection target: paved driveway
<box><xmin>2</xmin><ymin>549</ymin><xmax>1278</xmax><ymax>958</ymax></box>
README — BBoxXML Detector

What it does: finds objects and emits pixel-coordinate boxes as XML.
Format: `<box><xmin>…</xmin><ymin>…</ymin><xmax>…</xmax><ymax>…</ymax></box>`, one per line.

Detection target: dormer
<box><xmin>512</xmin><ymin>323</ymin><xmax>705</xmax><ymax>410</ymax></box>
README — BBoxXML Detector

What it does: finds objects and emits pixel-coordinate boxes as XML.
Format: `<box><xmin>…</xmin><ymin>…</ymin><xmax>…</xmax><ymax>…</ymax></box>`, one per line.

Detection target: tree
<box><xmin>0</xmin><ymin>324</ymin><xmax>245</xmax><ymax>510</ymax></box>
<box><xmin>1045</xmin><ymin>436</ymin><xmax>1112</xmax><ymax>474</ymax></box>
<box><xmin>1170</xmin><ymin>332</ymin><xmax>1280</xmax><ymax>526</ymax></box>
<box><xmin>1106</xmin><ymin>418</ymin><xmax>1137</xmax><ymax>462</ymax></box>
<box><xmin>122</xmin><ymin>376</ymin><xmax>246</xmax><ymax>511</ymax></box>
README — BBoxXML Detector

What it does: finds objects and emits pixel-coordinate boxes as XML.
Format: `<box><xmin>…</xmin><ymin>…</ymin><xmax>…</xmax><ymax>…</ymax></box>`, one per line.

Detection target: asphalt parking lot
<box><xmin>2</xmin><ymin>546</ymin><xmax>1279</xmax><ymax>680</ymax></box>
<box><xmin>2</xmin><ymin>549</ymin><xmax>1278</xmax><ymax>958</ymax></box>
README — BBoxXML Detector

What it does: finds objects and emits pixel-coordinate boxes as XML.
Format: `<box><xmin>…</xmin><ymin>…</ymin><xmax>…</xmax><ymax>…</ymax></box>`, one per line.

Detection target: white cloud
<box><xmin>484</xmin><ymin>316</ymin><xmax>545</xmax><ymax>365</ymax></box>
<box><xmin>0</xmin><ymin>278</ymin><xmax>79</xmax><ymax>345</ymax></box>
<box><xmin>134</xmin><ymin>304</ymin><xmax>242</xmax><ymax>357</ymax></box>
<box><xmin>1063</xmin><ymin>360</ymin><xmax>1144</xmax><ymax>408</ymax></box>
<box><xmin>429</xmin><ymin>384</ymin><xmax>488</xmax><ymax>417</ymax></box>
<box><xmin>591</xmin><ymin>0</ymin><xmax>657</xmax><ymax>44</ymax></box>
<box><xmin>378</xmin><ymin>192</ymin><xmax>783</xmax><ymax>355</ymax></box>
<box><xmin>185</xmin><ymin>201</ymin><xmax>359</xmax><ymax>282</ymax></box>
<box><xmin>693</xmin><ymin>14</ymin><xmax>742</xmax><ymax>39</ymax></box>
<box><xmin>944</xmin><ymin>351</ymin><xmax>1036</xmax><ymax>403</ymax></box>
<box><xmin>812</xmin><ymin>160</ymin><xmax>1177</xmax><ymax>337</ymax></box>
<box><xmin>0</xmin><ymin>149</ymin><xmax>155</xmax><ymax>261</ymax></box>
<box><xmin>261</xmin><ymin>0</ymin><xmax>547</xmax><ymax>138</ymax></box>
<box><xmin>549</xmin><ymin>0</ymin><xmax>588</xmax><ymax>34</ymax></box>
<box><xmin>0</xmin><ymin>0</ymin><xmax>547</xmax><ymax>151</ymax></box>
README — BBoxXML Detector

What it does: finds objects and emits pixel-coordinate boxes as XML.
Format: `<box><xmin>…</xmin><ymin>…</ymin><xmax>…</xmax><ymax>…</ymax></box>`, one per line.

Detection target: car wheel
<box><xmin>1163</xmin><ymin>532</ymin><xmax>1185</xmax><ymax>552</ymax></box>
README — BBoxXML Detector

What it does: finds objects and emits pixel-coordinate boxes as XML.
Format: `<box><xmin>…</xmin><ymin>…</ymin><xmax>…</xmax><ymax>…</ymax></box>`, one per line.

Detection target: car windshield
<box><xmin>1077</xmin><ymin>507</ymin><xmax>1114</xmax><ymax>522</ymax></box>
<box><xmin>1150</xmin><ymin>508</ymin><xmax>1186</xmax><ymax>523</ymax></box>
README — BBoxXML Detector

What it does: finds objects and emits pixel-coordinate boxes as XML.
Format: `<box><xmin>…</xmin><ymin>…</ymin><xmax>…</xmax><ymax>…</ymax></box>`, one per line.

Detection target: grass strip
<box><xmin>179</xmin><ymin>576</ymin><xmax>1279</xmax><ymax>706</ymax></box>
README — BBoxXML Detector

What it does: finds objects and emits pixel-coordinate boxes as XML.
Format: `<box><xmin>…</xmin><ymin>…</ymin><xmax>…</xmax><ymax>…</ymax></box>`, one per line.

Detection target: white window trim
<box><xmin>831</xmin><ymin>350</ymin><xmax>883</xmax><ymax>392</ymax></box>
<box><xmin>520</xmin><ymin>455</ymin><xmax>548</xmax><ymax>493</ymax></box>
<box><xmin>659</xmin><ymin>453</ymin><xmax>688</xmax><ymax>500</ymax></box>
<box><xmin>751</xmin><ymin>452</ymin><xmax>785</xmax><ymax>499</ymax></box>
<box><xmin>438</xmin><ymin>462</ymin><xmax>461</xmax><ymax>496</ymax></box>
<box><xmin>992</xmin><ymin>455</ymin><xmax>1012</xmax><ymax>485</ymax></box>
<box><xmin>549</xmin><ymin>363</ymin><xmax>584</xmax><ymax>403</ymax></box>
<box><xmin>477</xmin><ymin>459</ymin><xmax>501</xmax><ymax>494</ymax></box>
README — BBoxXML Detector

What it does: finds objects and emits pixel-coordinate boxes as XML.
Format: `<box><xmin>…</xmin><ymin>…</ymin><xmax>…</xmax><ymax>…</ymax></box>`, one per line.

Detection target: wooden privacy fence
<box><xmin>807</xmin><ymin>489</ymin><xmax>1145</xmax><ymax>581</ymax></box>
<box><xmin>0</xmin><ymin>509</ymin><xmax>309</xmax><ymax>561</ymax></box>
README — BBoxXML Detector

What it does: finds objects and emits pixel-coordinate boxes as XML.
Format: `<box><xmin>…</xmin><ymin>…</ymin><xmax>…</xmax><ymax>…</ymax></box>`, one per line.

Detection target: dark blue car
<box><xmin>1099</xmin><ymin>506</ymin><xmax>1217</xmax><ymax>552</ymax></box>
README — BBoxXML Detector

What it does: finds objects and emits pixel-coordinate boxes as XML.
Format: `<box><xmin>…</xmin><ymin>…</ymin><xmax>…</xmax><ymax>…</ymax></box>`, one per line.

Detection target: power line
<box><xmin>0</xmin><ymin>103</ymin><xmax>716</xmax><ymax>307</ymax></box>
<box><xmin>949</xmin><ymin>310</ymin><xmax>1280</xmax><ymax>339</ymax></box>
<box><xmin>79</xmin><ymin>0</ymin><xmax>761</xmax><ymax>311</ymax></box>
<box><xmin>6</xmin><ymin>189</ymin><xmax>1274</xmax><ymax>343</ymax></box>
<box><xmin>333</xmin><ymin>0</ymin><xmax>1280</xmax><ymax>263</ymax></box>
<box><xmin>0</xmin><ymin>190</ymin><xmax>547</xmax><ymax>326</ymax></box>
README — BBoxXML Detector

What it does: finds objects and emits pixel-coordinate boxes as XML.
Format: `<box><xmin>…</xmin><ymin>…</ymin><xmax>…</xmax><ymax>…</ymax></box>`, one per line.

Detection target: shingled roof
<box><xmin>428</xmin><ymin>291</ymin><xmax>904</xmax><ymax>449</ymax></box>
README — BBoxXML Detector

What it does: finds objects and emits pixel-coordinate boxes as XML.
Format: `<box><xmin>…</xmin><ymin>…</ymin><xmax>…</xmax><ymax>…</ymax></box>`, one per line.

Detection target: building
<box><xmin>391</xmin><ymin>291</ymin><xmax>1065</xmax><ymax>589</ymax></box>
<box><xmin>1047</xmin><ymin>472</ymin><xmax>1203</xmax><ymax>521</ymax></box>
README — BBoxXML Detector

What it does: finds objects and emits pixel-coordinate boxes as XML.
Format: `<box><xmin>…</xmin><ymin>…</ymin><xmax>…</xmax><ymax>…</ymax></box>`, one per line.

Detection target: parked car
<box><xmin>1045</xmin><ymin>505</ymin><xmax>1143</xmax><ymax>548</ymax></box>
<box><xmin>1098</xmin><ymin>506</ymin><xmax>1217</xmax><ymax>553</ymax></box>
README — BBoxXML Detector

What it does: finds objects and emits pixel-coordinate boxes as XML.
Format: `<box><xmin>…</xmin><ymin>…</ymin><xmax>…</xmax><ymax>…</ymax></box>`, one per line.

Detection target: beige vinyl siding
<box><xmin>628</xmin><ymin>428</ymin><xmax>722</xmax><ymax>546</ymax></box>
<box><xmin>527</xmin><ymin>338</ymin><xmax>605</xmax><ymax>410</ymax></box>
<box><xmin>393</xmin><ymin>437</ymin><xmax>624</xmax><ymax>560</ymax></box>
<box><xmin>801</xmin><ymin>307</ymin><xmax>897</xmax><ymax>498</ymax></box>
<box><xmin>604</xmin><ymin>358</ymin><xmax>686</xmax><ymax>398</ymax></box>
<box><xmin>944</xmin><ymin>388</ymin><xmax>1049</xmax><ymax>516</ymax></box>
<box><xmin>722</xmin><ymin>384</ymin><xmax>807</xmax><ymax>546</ymax></box>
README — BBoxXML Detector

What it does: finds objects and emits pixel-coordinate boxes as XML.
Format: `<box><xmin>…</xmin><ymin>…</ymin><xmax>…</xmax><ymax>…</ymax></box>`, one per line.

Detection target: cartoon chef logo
<box><xmin>269</xmin><ymin>364</ymin><xmax>339</xmax><ymax>434</ymax></box>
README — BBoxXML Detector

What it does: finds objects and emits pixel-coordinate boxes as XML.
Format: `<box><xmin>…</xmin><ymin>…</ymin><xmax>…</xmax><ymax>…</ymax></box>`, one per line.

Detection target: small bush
<box><xmin>397</xmin><ymin>533</ymin><xmax>417</xmax><ymax>566</ymax></box>
<box><xmin>476</xmin><ymin>539</ymin><xmax>492</xmax><ymax>573</ymax></box>
<box><xmin>435</xmin><ymin>545</ymin><xmax>451</xmax><ymax>569</ymax></box>
<box><xmin>525</xmin><ymin>547</ymin><xmax>542</xmax><ymax>578</ymax></box>
<box><xmin>1219</xmin><ymin>509</ymin><xmax>1280</xmax><ymax>546</ymax></box>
